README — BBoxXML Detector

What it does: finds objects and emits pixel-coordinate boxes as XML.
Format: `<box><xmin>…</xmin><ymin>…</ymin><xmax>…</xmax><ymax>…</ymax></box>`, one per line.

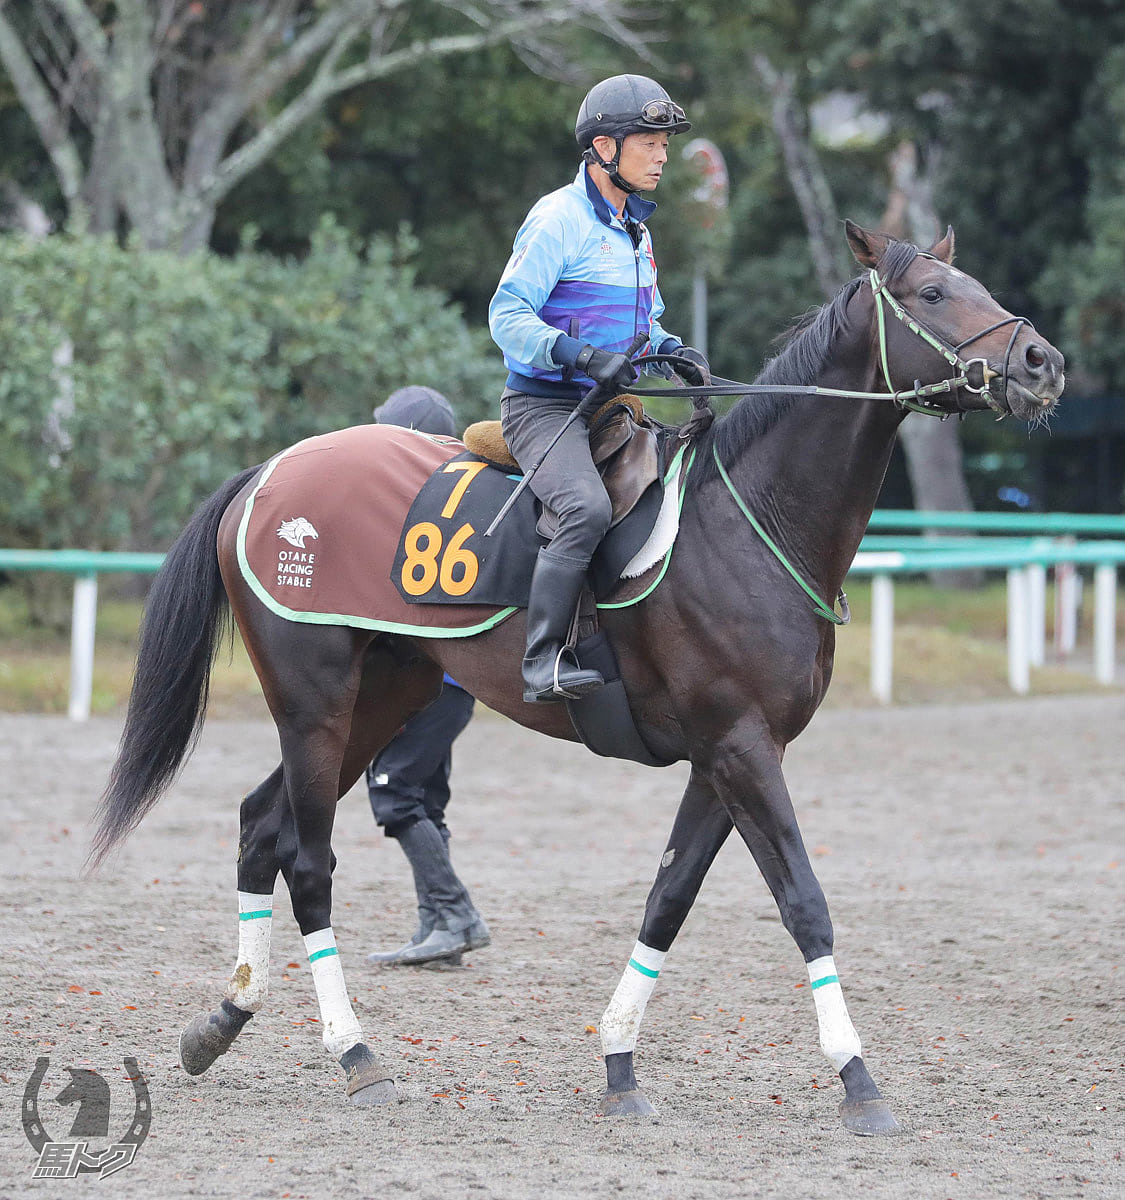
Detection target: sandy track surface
<box><xmin>2</xmin><ymin>697</ymin><xmax>1121</xmax><ymax>1199</ymax></box>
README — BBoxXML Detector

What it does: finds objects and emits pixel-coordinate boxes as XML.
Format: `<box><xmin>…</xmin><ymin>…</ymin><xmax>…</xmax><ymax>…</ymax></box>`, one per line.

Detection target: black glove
<box><xmin>668</xmin><ymin>344</ymin><xmax>710</xmax><ymax>387</ymax></box>
<box><xmin>575</xmin><ymin>343</ymin><xmax>638</xmax><ymax>394</ymax></box>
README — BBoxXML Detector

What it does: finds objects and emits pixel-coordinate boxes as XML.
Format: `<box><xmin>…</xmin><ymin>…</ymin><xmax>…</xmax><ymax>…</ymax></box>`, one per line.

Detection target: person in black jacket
<box><xmin>365</xmin><ymin>386</ymin><xmax>490</xmax><ymax>966</ymax></box>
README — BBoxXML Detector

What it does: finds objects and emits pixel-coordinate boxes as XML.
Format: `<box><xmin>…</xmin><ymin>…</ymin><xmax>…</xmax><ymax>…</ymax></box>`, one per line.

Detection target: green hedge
<box><xmin>0</xmin><ymin>219</ymin><xmax>504</xmax><ymax>552</ymax></box>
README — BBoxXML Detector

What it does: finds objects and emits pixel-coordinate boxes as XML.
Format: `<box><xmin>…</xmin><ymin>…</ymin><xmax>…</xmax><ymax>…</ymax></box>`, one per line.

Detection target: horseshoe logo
<box><xmin>22</xmin><ymin>1056</ymin><xmax>151</xmax><ymax>1167</ymax></box>
<box><xmin>22</xmin><ymin>1057</ymin><xmax>51</xmax><ymax>1153</ymax></box>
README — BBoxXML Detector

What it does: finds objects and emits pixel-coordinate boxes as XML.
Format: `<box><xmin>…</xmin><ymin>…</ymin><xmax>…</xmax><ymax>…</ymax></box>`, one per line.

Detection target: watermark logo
<box><xmin>22</xmin><ymin>1056</ymin><xmax>150</xmax><ymax>1180</ymax></box>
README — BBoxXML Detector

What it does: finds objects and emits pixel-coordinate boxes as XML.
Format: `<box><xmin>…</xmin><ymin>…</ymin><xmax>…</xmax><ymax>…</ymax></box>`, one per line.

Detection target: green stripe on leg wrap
<box><xmin>628</xmin><ymin>957</ymin><xmax>660</xmax><ymax>979</ymax></box>
<box><xmin>308</xmin><ymin>947</ymin><xmax>339</xmax><ymax>963</ymax></box>
<box><xmin>239</xmin><ymin>909</ymin><xmax>272</xmax><ymax>921</ymax></box>
<box><xmin>810</xmin><ymin>974</ymin><xmax>839</xmax><ymax>990</ymax></box>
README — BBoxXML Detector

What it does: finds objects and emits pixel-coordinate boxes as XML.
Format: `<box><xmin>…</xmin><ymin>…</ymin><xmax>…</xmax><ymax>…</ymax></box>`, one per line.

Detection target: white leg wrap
<box><xmin>304</xmin><ymin>928</ymin><xmax>363</xmax><ymax>1057</ymax></box>
<box><xmin>225</xmin><ymin>891</ymin><xmax>273</xmax><ymax>1012</ymax></box>
<box><xmin>807</xmin><ymin>955</ymin><xmax>862</xmax><ymax>1070</ymax></box>
<box><xmin>600</xmin><ymin>941</ymin><xmax>667</xmax><ymax>1057</ymax></box>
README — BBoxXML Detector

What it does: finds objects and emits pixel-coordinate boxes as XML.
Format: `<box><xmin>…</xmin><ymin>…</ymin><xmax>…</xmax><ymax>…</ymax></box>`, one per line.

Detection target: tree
<box><xmin>744</xmin><ymin>37</ymin><xmax>981</xmax><ymax>534</ymax></box>
<box><xmin>1039</xmin><ymin>42</ymin><xmax>1125</xmax><ymax>392</ymax></box>
<box><xmin>0</xmin><ymin>0</ymin><xmax>644</xmax><ymax>251</ymax></box>
<box><xmin>812</xmin><ymin>0</ymin><xmax>1125</xmax><ymax>372</ymax></box>
<box><xmin>750</xmin><ymin>52</ymin><xmax>850</xmax><ymax>301</ymax></box>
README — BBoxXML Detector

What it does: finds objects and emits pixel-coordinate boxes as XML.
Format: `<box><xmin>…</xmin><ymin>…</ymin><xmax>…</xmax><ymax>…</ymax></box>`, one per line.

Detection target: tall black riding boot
<box><xmin>368</xmin><ymin>819</ymin><xmax>489</xmax><ymax>967</ymax></box>
<box><xmin>522</xmin><ymin>549</ymin><xmax>605</xmax><ymax>703</ymax></box>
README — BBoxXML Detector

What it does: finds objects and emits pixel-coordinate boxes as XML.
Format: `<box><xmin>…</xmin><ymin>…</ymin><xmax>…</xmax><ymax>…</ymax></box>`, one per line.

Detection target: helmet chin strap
<box><xmin>585</xmin><ymin>141</ymin><xmax>638</xmax><ymax>196</ymax></box>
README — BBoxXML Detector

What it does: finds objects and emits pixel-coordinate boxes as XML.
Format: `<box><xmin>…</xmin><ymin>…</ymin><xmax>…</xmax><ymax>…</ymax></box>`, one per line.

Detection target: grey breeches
<box><xmin>500</xmin><ymin>391</ymin><xmax>612</xmax><ymax>567</ymax></box>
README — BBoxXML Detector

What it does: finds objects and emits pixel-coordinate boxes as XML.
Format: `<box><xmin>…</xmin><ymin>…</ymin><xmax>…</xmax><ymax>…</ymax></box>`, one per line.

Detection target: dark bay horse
<box><xmin>90</xmin><ymin>222</ymin><xmax>1064</xmax><ymax>1134</ymax></box>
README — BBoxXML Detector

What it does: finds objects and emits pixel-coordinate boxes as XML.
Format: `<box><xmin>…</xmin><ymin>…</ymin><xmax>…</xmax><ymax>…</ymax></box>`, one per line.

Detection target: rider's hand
<box><xmin>575</xmin><ymin>344</ymin><xmax>638</xmax><ymax>394</ymax></box>
<box><xmin>668</xmin><ymin>345</ymin><xmax>710</xmax><ymax>387</ymax></box>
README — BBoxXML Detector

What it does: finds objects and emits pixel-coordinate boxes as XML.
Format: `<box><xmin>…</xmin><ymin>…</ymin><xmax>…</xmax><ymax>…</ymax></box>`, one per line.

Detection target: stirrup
<box><xmin>522</xmin><ymin>646</ymin><xmax>604</xmax><ymax>703</ymax></box>
<box><xmin>551</xmin><ymin>646</ymin><xmax>604</xmax><ymax>699</ymax></box>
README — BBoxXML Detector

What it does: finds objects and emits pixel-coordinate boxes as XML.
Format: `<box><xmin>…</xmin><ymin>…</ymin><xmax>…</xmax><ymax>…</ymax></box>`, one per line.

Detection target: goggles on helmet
<box><xmin>639</xmin><ymin>99</ymin><xmax>687</xmax><ymax>125</ymax></box>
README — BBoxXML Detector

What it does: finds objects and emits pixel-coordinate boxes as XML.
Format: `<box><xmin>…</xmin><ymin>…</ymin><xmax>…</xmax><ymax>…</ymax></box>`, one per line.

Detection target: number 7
<box><xmin>440</xmin><ymin>460</ymin><xmax>489</xmax><ymax>519</ymax></box>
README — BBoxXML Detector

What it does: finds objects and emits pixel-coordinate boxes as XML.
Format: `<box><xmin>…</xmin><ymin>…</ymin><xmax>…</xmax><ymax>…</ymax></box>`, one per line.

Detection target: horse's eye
<box><xmin>920</xmin><ymin>287</ymin><xmax>943</xmax><ymax>304</ymax></box>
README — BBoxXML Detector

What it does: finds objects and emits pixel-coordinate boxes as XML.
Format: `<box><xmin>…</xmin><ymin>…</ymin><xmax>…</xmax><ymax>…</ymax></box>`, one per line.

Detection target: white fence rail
<box><xmin>850</xmin><ymin>540</ymin><xmax>1125</xmax><ymax>703</ymax></box>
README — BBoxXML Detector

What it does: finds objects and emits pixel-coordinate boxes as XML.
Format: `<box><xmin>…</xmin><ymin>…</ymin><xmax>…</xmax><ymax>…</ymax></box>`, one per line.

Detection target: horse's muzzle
<box><xmin>995</xmin><ymin>338</ymin><xmax>1065</xmax><ymax>420</ymax></box>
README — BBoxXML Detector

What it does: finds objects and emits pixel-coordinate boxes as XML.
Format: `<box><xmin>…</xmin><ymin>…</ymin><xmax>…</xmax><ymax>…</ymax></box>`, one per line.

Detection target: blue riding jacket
<box><xmin>488</xmin><ymin>164</ymin><xmax>683</xmax><ymax>401</ymax></box>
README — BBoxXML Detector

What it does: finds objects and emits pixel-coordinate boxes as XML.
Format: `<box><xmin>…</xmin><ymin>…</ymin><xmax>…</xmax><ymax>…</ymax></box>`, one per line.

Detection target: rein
<box><xmin>627</xmin><ymin>261</ymin><xmax>1031</xmax><ymax>422</ymax></box>
<box><xmin>644</xmin><ymin>261</ymin><xmax>1035</xmax><ymax>625</ymax></box>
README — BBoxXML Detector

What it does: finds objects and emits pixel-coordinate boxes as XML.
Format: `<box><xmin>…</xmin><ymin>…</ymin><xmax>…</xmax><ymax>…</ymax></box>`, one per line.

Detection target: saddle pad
<box><xmin>236</xmin><ymin>424</ymin><xmax>517</xmax><ymax>637</ymax></box>
<box><xmin>391</xmin><ymin>450</ymin><xmax>543</xmax><ymax>607</ymax></box>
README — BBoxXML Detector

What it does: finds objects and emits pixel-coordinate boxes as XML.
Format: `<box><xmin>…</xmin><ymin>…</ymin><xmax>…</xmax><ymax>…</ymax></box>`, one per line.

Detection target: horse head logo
<box><xmin>56</xmin><ymin>1068</ymin><xmax>111</xmax><ymax>1139</ymax></box>
<box><xmin>277</xmin><ymin>517</ymin><xmax>319</xmax><ymax>549</ymax></box>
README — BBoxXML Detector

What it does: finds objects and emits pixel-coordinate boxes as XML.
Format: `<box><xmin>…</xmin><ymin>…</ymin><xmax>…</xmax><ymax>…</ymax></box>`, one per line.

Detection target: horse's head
<box><xmin>845</xmin><ymin>221</ymin><xmax>1064</xmax><ymax>422</ymax></box>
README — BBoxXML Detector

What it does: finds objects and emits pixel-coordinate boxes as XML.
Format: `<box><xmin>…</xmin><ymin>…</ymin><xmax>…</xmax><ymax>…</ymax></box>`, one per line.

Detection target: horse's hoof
<box><xmin>840</xmin><ymin>1097</ymin><xmax>902</xmax><ymax>1136</ymax></box>
<box><xmin>599</xmin><ymin>1088</ymin><xmax>656</xmax><ymax>1117</ymax></box>
<box><xmin>347</xmin><ymin>1078</ymin><xmax>400</xmax><ymax>1106</ymax></box>
<box><xmin>179</xmin><ymin>1008</ymin><xmax>243</xmax><ymax>1075</ymax></box>
<box><xmin>341</xmin><ymin>1043</ymin><xmax>397</xmax><ymax>1105</ymax></box>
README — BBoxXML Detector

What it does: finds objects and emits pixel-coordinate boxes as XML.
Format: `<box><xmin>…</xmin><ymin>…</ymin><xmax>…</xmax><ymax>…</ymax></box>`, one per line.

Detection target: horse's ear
<box><xmin>845</xmin><ymin>220</ymin><xmax>888</xmax><ymax>268</ymax></box>
<box><xmin>929</xmin><ymin>225</ymin><xmax>955</xmax><ymax>264</ymax></box>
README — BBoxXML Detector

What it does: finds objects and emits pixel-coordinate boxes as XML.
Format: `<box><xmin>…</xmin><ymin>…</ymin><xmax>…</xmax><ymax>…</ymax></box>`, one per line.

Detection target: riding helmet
<box><xmin>574</xmin><ymin>75</ymin><xmax>691</xmax><ymax>149</ymax></box>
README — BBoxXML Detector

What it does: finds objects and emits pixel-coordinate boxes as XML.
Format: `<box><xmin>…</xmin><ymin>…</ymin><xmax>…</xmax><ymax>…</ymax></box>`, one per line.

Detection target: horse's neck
<box><xmin>712</xmin><ymin>294</ymin><xmax>903</xmax><ymax>596</ymax></box>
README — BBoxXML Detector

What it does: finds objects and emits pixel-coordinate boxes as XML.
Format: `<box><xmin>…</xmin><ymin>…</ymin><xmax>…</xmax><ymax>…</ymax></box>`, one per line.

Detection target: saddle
<box><xmin>462</xmin><ymin>395</ymin><xmax>662</xmax><ymax>539</ymax></box>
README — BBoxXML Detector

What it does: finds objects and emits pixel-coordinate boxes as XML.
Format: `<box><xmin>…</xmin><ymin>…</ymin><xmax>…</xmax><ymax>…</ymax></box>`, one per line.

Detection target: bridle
<box><xmin>868</xmin><ymin>257</ymin><xmax>1032</xmax><ymax>418</ymax></box>
<box><xmin>626</xmin><ymin>256</ymin><xmax>1035</xmax><ymax>426</ymax></box>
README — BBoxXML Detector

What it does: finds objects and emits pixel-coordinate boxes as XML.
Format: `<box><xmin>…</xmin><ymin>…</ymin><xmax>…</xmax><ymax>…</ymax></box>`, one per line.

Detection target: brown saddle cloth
<box><xmin>237</xmin><ymin>424</ymin><xmax>517</xmax><ymax>635</ymax></box>
<box><xmin>462</xmin><ymin>395</ymin><xmax>661</xmax><ymax>538</ymax></box>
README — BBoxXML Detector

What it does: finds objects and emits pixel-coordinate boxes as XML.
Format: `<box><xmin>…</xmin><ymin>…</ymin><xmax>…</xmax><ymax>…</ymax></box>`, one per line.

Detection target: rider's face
<box><xmin>594</xmin><ymin>131</ymin><xmax>670</xmax><ymax>193</ymax></box>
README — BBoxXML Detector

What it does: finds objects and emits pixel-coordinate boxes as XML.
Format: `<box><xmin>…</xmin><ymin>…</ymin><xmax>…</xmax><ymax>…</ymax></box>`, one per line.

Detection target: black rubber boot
<box><xmin>522</xmin><ymin>549</ymin><xmax>605</xmax><ymax>703</ymax></box>
<box><xmin>368</xmin><ymin>820</ymin><xmax>489</xmax><ymax>967</ymax></box>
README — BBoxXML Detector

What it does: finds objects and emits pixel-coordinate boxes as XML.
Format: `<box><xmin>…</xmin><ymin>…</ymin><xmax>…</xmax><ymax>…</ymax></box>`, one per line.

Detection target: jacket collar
<box><xmin>577</xmin><ymin>163</ymin><xmax>657</xmax><ymax>226</ymax></box>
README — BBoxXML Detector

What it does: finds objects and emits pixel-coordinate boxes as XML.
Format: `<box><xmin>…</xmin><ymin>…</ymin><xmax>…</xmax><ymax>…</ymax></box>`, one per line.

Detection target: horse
<box><xmin>89</xmin><ymin>221</ymin><xmax>1064</xmax><ymax>1134</ymax></box>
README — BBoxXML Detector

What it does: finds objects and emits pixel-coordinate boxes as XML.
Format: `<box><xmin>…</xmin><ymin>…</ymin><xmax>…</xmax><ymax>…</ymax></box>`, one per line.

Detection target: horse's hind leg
<box><xmin>271</xmin><ymin>631</ymin><xmax>443</xmax><ymax>1105</ymax></box>
<box><xmin>600</xmin><ymin>770</ymin><xmax>733</xmax><ymax>1115</ymax></box>
<box><xmin>705</xmin><ymin>728</ymin><xmax>900</xmax><ymax>1136</ymax></box>
<box><xmin>180</xmin><ymin>766</ymin><xmax>285</xmax><ymax>1076</ymax></box>
<box><xmin>262</xmin><ymin>636</ymin><xmax>398</xmax><ymax>1105</ymax></box>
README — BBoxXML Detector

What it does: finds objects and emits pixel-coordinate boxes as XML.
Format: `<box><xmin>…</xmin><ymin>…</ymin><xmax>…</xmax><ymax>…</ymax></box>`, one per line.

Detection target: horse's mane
<box><xmin>685</xmin><ymin>238</ymin><xmax>921</xmax><ymax>488</ymax></box>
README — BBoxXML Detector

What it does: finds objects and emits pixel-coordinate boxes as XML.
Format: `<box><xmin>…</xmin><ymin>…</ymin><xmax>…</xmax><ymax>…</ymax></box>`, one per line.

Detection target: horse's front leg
<box><xmin>705</xmin><ymin>724</ymin><xmax>900</xmax><ymax>1135</ymax></box>
<box><xmin>600</xmin><ymin>770</ymin><xmax>733</xmax><ymax>1115</ymax></box>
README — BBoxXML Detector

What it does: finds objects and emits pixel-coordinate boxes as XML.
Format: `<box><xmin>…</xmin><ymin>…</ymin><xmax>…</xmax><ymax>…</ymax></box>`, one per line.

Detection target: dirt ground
<box><xmin>1</xmin><ymin>696</ymin><xmax>1121</xmax><ymax>1200</ymax></box>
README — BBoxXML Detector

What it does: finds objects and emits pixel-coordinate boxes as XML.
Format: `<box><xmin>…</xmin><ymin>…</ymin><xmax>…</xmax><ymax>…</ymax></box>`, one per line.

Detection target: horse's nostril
<box><xmin>1025</xmin><ymin>344</ymin><xmax>1047</xmax><ymax>370</ymax></box>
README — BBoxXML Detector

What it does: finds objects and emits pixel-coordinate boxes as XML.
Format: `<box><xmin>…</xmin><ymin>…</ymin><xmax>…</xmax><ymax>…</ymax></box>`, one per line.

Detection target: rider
<box><xmin>489</xmin><ymin>74</ymin><xmax>708</xmax><ymax>703</ymax></box>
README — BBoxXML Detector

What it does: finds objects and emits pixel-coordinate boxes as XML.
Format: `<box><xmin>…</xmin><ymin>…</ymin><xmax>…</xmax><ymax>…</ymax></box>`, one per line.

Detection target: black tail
<box><xmin>87</xmin><ymin>465</ymin><xmax>262</xmax><ymax>872</ymax></box>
